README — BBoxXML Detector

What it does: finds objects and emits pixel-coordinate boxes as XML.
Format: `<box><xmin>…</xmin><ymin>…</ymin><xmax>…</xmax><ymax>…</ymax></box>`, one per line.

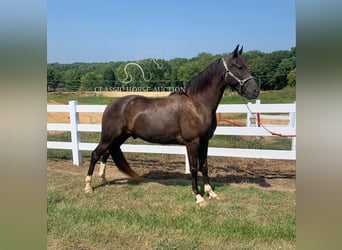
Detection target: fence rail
<box><xmin>47</xmin><ymin>100</ymin><xmax>296</xmax><ymax>173</ymax></box>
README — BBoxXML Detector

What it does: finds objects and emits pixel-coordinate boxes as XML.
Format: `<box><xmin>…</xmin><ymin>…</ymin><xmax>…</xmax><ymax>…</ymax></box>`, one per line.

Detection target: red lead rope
<box><xmin>217</xmin><ymin>113</ymin><xmax>243</xmax><ymax>127</ymax></box>
<box><xmin>256</xmin><ymin>112</ymin><xmax>261</xmax><ymax>127</ymax></box>
<box><xmin>261</xmin><ymin>124</ymin><xmax>296</xmax><ymax>138</ymax></box>
<box><xmin>217</xmin><ymin>112</ymin><xmax>296</xmax><ymax>138</ymax></box>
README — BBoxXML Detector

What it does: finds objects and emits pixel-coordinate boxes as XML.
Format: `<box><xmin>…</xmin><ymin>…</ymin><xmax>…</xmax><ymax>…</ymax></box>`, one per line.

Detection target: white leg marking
<box><xmin>84</xmin><ymin>175</ymin><xmax>93</xmax><ymax>193</ymax></box>
<box><xmin>196</xmin><ymin>194</ymin><xmax>206</xmax><ymax>206</ymax></box>
<box><xmin>98</xmin><ymin>162</ymin><xmax>108</xmax><ymax>185</ymax></box>
<box><xmin>204</xmin><ymin>184</ymin><xmax>219</xmax><ymax>200</ymax></box>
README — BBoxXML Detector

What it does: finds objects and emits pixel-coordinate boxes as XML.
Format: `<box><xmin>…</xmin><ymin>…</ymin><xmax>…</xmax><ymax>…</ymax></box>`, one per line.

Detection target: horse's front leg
<box><xmin>186</xmin><ymin>142</ymin><xmax>206</xmax><ymax>206</ymax></box>
<box><xmin>199</xmin><ymin>141</ymin><xmax>219</xmax><ymax>200</ymax></box>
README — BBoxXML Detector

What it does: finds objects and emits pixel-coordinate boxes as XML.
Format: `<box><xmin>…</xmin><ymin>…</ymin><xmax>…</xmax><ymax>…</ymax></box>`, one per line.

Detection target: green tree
<box><xmin>287</xmin><ymin>68</ymin><xmax>296</xmax><ymax>87</ymax></box>
<box><xmin>101</xmin><ymin>65</ymin><xmax>116</xmax><ymax>88</ymax></box>
<box><xmin>274</xmin><ymin>57</ymin><xmax>296</xmax><ymax>89</ymax></box>
<box><xmin>47</xmin><ymin>66</ymin><xmax>62</xmax><ymax>91</ymax></box>
<box><xmin>168</xmin><ymin>57</ymin><xmax>188</xmax><ymax>87</ymax></box>
<box><xmin>177</xmin><ymin>61</ymin><xmax>201</xmax><ymax>83</ymax></box>
<box><xmin>255</xmin><ymin>50</ymin><xmax>291</xmax><ymax>90</ymax></box>
<box><xmin>244</xmin><ymin>50</ymin><xmax>264</xmax><ymax>62</ymax></box>
<box><xmin>176</xmin><ymin>52</ymin><xmax>217</xmax><ymax>84</ymax></box>
<box><xmin>242</xmin><ymin>50</ymin><xmax>265</xmax><ymax>89</ymax></box>
<box><xmin>63</xmin><ymin>68</ymin><xmax>81</xmax><ymax>91</ymax></box>
<box><xmin>47</xmin><ymin>47</ymin><xmax>296</xmax><ymax>91</ymax></box>
<box><xmin>196</xmin><ymin>52</ymin><xmax>215</xmax><ymax>69</ymax></box>
<box><xmin>79</xmin><ymin>72</ymin><xmax>104</xmax><ymax>91</ymax></box>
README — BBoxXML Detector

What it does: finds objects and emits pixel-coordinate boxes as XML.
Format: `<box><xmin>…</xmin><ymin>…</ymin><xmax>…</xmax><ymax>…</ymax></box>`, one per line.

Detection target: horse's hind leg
<box><xmin>84</xmin><ymin>142</ymin><xmax>111</xmax><ymax>193</ymax></box>
<box><xmin>186</xmin><ymin>141</ymin><xmax>206</xmax><ymax>205</ymax></box>
<box><xmin>98</xmin><ymin>150</ymin><xmax>110</xmax><ymax>185</ymax></box>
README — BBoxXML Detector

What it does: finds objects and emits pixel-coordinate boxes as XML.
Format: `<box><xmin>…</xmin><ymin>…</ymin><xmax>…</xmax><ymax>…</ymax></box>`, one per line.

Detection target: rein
<box><xmin>222</xmin><ymin>58</ymin><xmax>253</xmax><ymax>87</ymax></box>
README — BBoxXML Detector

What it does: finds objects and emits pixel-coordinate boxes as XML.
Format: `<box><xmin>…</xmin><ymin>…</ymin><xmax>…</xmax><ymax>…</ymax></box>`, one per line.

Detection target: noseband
<box><xmin>222</xmin><ymin>58</ymin><xmax>253</xmax><ymax>88</ymax></box>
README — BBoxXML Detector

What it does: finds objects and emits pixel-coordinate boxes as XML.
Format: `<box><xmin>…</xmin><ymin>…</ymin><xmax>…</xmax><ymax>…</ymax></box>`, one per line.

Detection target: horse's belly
<box><xmin>128</xmin><ymin>112</ymin><xmax>183</xmax><ymax>144</ymax></box>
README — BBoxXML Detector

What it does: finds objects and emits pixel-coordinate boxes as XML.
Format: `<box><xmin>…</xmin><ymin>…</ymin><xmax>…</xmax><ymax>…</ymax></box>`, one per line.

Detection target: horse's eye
<box><xmin>235</xmin><ymin>64</ymin><xmax>243</xmax><ymax>70</ymax></box>
<box><xmin>233</xmin><ymin>61</ymin><xmax>243</xmax><ymax>69</ymax></box>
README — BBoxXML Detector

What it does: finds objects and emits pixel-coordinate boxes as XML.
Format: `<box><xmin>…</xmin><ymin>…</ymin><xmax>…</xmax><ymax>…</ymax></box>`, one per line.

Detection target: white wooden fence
<box><xmin>47</xmin><ymin>100</ymin><xmax>296</xmax><ymax>173</ymax></box>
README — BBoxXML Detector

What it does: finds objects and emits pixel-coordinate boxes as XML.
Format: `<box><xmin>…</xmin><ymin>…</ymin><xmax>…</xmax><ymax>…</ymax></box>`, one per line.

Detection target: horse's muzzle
<box><xmin>241</xmin><ymin>81</ymin><xmax>259</xmax><ymax>99</ymax></box>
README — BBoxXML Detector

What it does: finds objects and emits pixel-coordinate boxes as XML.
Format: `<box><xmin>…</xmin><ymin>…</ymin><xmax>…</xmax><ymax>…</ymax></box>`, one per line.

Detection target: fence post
<box><xmin>69</xmin><ymin>100</ymin><xmax>82</xmax><ymax>165</ymax></box>
<box><xmin>246</xmin><ymin>102</ymin><xmax>252</xmax><ymax>127</ymax></box>
<box><xmin>290</xmin><ymin>101</ymin><xmax>296</xmax><ymax>151</ymax></box>
<box><xmin>247</xmin><ymin>100</ymin><xmax>260</xmax><ymax>127</ymax></box>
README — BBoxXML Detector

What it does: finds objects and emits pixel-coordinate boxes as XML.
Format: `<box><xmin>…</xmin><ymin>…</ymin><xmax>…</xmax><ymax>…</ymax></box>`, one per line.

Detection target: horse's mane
<box><xmin>185</xmin><ymin>58</ymin><xmax>221</xmax><ymax>95</ymax></box>
<box><xmin>169</xmin><ymin>88</ymin><xmax>187</xmax><ymax>96</ymax></box>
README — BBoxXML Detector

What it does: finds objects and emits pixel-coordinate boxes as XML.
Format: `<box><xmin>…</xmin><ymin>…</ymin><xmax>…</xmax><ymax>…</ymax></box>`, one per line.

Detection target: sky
<box><xmin>47</xmin><ymin>0</ymin><xmax>296</xmax><ymax>63</ymax></box>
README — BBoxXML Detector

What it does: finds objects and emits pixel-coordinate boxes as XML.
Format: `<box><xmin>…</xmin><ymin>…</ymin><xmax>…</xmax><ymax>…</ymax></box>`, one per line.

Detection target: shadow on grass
<box><xmin>140</xmin><ymin>170</ymin><xmax>273</xmax><ymax>188</ymax></box>
<box><xmin>93</xmin><ymin>168</ymin><xmax>284</xmax><ymax>192</ymax></box>
<box><xmin>90</xmin><ymin>156</ymin><xmax>295</xmax><ymax>192</ymax></box>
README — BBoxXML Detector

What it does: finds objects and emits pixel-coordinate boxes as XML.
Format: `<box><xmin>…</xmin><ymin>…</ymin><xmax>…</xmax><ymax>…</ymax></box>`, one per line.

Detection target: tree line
<box><xmin>47</xmin><ymin>47</ymin><xmax>296</xmax><ymax>92</ymax></box>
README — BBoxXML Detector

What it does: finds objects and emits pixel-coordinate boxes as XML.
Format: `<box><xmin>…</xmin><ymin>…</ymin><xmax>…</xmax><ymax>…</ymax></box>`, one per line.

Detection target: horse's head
<box><xmin>222</xmin><ymin>45</ymin><xmax>259</xmax><ymax>99</ymax></box>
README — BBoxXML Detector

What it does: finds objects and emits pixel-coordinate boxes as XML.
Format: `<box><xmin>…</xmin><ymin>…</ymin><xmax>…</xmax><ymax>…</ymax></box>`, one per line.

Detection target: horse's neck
<box><xmin>193</xmin><ymin>76</ymin><xmax>226</xmax><ymax>113</ymax></box>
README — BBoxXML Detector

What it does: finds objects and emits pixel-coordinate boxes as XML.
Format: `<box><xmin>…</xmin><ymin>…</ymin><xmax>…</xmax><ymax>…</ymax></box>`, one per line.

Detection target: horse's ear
<box><xmin>232</xmin><ymin>44</ymin><xmax>240</xmax><ymax>57</ymax></box>
<box><xmin>238</xmin><ymin>46</ymin><xmax>243</xmax><ymax>55</ymax></box>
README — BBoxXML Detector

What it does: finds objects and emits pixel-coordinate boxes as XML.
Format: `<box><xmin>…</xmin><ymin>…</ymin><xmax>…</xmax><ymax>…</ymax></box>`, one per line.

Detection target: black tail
<box><xmin>110</xmin><ymin>147</ymin><xmax>140</xmax><ymax>180</ymax></box>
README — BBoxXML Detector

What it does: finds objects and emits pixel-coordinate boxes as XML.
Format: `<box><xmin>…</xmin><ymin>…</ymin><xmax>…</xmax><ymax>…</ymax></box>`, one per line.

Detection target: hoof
<box><xmin>208</xmin><ymin>191</ymin><xmax>219</xmax><ymax>200</ymax></box>
<box><xmin>84</xmin><ymin>186</ymin><xmax>94</xmax><ymax>194</ymax></box>
<box><xmin>195</xmin><ymin>194</ymin><xmax>207</xmax><ymax>206</ymax></box>
<box><xmin>204</xmin><ymin>184</ymin><xmax>219</xmax><ymax>200</ymax></box>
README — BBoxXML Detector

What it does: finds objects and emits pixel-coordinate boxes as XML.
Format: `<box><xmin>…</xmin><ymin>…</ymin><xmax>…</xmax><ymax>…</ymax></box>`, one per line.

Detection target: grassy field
<box><xmin>47</xmin><ymin>171</ymin><xmax>295</xmax><ymax>249</ymax></box>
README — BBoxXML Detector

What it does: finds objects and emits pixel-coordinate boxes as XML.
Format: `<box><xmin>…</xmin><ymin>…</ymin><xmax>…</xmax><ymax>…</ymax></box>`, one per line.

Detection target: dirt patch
<box><xmin>47</xmin><ymin>154</ymin><xmax>295</xmax><ymax>192</ymax></box>
<box><xmin>47</xmin><ymin>112</ymin><xmax>103</xmax><ymax>125</ymax></box>
<box><xmin>47</xmin><ymin>101</ymin><xmax>103</xmax><ymax>124</ymax></box>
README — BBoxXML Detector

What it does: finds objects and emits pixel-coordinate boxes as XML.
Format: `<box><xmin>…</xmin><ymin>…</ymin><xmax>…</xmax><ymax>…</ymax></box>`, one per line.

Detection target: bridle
<box><xmin>222</xmin><ymin>58</ymin><xmax>254</xmax><ymax>88</ymax></box>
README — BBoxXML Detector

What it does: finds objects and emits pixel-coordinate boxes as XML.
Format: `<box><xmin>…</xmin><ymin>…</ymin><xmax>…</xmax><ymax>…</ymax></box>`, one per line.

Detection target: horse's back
<box><xmin>102</xmin><ymin>94</ymin><xmax>181</xmax><ymax>126</ymax></box>
<box><xmin>106</xmin><ymin>94</ymin><xmax>185</xmax><ymax>112</ymax></box>
<box><xmin>103</xmin><ymin>95</ymin><xmax>141</xmax><ymax>117</ymax></box>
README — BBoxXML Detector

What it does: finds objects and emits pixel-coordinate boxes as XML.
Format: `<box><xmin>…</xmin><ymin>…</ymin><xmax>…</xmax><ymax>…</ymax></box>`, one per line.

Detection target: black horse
<box><xmin>84</xmin><ymin>45</ymin><xmax>259</xmax><ymax>205</ymax></box>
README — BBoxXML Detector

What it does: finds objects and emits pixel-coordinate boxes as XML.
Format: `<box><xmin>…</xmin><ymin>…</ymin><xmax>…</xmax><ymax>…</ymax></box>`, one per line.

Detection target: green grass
<box><xmin>47</xmin><ymin>171</ymin><xmax>295</xmax><ymax>249</ymax></box>
<box><xmin>47</xmin><ymin>92</ymin><xmax>115</xmax><ymax>104</ymax></box>
<box><xmin>220</xmin><ymin>87</ymin><xmax>295</xmax><ymax>104</ymax></box>
<box><xmin>209</xmin><ymin>135</ymin><xmax>291</xmax><ymax>150</ymax></box>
